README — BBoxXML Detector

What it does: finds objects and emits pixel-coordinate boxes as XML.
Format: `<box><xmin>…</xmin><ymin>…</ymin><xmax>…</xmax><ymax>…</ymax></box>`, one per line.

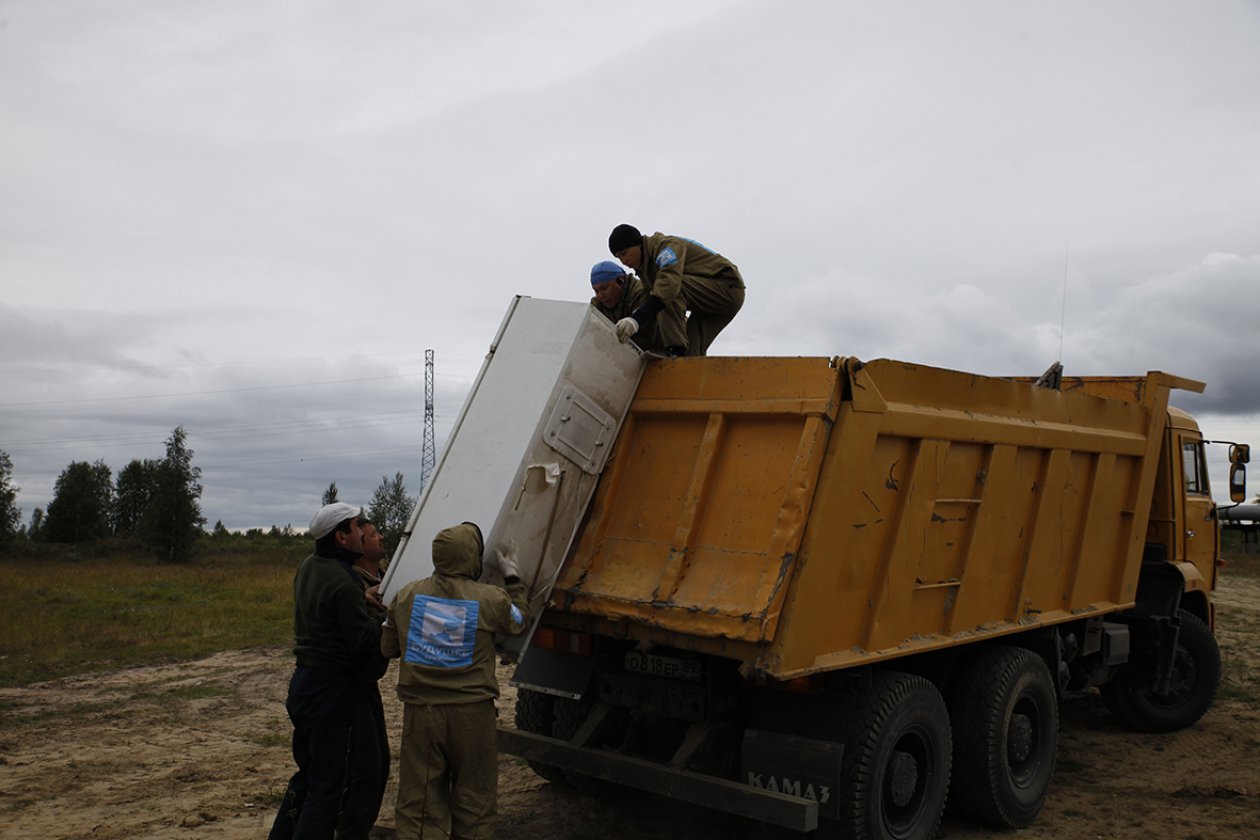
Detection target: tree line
<box><xmin>321</xmin><ymin>472</ymin><xmax>417</xmax><ymax>560</ymax></box>
<box><xmin>0</xmin><ymin>429</ymin><xmax>419</xmax><ymax>563</ymax></box>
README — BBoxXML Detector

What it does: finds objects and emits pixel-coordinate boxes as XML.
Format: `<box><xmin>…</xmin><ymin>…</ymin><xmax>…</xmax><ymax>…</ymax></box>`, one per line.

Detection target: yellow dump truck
<box><xmin>499</xmin><ymin>355</ymin><xmax>1250</xmax><ymax>838</ymax></box>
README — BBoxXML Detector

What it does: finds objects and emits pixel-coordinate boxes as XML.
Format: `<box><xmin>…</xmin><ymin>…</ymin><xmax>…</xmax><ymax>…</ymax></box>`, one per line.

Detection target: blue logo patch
<box><xmin>656</xmin><ymin>247</ymin><xmax>678</xmax><ymax>269</ymax></box>
<box><xmin>404</xmin><ymin>594</ymin><xmax>479</xmax><ymax>668</ymax></box>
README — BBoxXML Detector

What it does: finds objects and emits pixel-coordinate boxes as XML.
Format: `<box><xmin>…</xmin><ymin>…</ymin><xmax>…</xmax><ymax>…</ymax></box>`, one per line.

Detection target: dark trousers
<box><xmin>270</xmin><ymin>665</ymin><xmax>355</xmax><ymax>840</ymax></box>
<box><xmin>336</xmin><ymin>683</ymin><xmax>390</xmax><ymax>839</ymax></box>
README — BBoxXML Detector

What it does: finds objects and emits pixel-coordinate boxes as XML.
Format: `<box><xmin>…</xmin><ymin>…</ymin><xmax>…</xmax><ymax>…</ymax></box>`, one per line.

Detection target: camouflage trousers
<box><xmin>395</xmin><ymin>700</ymin><xmax>498</xmax><ymax>840</ymax></box>
<box><xmin>654</xmin><ymin>275</ymin><xmax>746</xmax><ymax>356</ymax></box>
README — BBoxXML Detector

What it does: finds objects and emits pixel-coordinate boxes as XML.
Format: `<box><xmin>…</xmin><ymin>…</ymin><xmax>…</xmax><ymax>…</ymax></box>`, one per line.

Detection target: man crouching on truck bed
<box><xmin>381</xmin><ymin>522</ymin><xmax>529</xmax><ymax>839</ymax></box>
<box><xmin>608</xmin><ymin>223</ymin><xmax>745</xmax><ymax>356</ymax></box>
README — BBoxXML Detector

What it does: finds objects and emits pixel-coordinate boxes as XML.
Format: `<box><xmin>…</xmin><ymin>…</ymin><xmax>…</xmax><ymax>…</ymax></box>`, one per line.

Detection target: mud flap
<box><xmin>510</xmin><ymin>647</ymin><xmax>596</xmax><ymax>700</ymax></box>
<box><xmin>741</xmin><ymin>729</ymin><xmax>843</xmax><ymax>821</ymax></box>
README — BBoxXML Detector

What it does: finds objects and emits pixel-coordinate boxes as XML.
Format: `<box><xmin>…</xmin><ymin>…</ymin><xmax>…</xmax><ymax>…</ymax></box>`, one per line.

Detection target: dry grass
<box><xmin>0</xmin><ymin>546</ymin><xmax>300</xmax><ymax>687</ymax></box>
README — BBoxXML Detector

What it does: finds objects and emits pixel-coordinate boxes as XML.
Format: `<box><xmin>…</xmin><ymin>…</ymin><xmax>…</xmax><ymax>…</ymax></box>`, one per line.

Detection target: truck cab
<box><xmin>1147</xmin><ymin>408</ymin><xmax>1218</xmax><ymax>625</ymax></box>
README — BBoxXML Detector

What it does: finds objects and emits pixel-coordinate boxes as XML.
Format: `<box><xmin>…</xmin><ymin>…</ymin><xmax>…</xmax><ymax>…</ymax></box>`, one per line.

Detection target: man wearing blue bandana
<box><xmin>381</xmin><ymin>522</ymin><xmax>528</xmax><ymax>839</ymax></box>
<box><xmin>588</xmin><ymin>260</ymin><xmax>663</xmax><ymax>353</ymax></box>
<box><xmin>607</xmin><ymin>224</ymin><xmax>746</xmax><ymax>356</ymax></box>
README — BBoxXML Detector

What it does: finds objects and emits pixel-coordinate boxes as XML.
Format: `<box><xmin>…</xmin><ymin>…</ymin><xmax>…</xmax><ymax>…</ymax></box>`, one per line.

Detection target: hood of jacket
<box><xmin>431</xmin><ymin>522</ymin><xmax>483</xmax><ymax>579</ymax></box>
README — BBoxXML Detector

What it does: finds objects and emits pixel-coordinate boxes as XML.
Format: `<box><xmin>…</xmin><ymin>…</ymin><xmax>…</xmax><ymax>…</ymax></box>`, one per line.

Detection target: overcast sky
<box><xmin>3</xmin><ymin>0</ymin><xmax>1258</xmax><ymax>531</ymax></box>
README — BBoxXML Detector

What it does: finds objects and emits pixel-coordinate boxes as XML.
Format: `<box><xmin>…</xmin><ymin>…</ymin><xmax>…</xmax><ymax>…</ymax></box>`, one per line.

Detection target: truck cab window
<box><xmin>1182</xmin><ymin>441</ymin><xmax>1208</xmax><ymax>495</ymax></box>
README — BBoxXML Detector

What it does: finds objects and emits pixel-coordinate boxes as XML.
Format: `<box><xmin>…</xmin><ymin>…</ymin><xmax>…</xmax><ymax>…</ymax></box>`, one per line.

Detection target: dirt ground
<box><xmin>3</xmin><ymin>575</ymin><xmax>1259</xmax><ymax>840</ymax></box>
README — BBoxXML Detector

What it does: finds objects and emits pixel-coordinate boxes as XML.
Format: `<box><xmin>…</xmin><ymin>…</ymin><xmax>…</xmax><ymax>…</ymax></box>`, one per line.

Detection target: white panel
<box><xmin>380</xmin><ymin>296</ymin><xmax>645</xmax><ymax>648</ymax></box>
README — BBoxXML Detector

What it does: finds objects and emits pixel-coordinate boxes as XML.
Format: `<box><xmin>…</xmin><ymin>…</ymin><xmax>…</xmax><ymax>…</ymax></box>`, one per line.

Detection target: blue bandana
<box><xmin>590</xmin><ymin>260</ymin><xmax>626</xmax><ymax>286</ymax></box>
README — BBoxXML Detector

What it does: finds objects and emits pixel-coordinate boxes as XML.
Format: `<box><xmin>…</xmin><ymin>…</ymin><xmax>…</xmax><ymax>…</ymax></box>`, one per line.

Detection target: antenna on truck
<box><xmin>1058</xmin><ymin>241</ymin><xmax>1070</xmax><ymax>363</ymax></box>
<box><xmin>1035</xmin><ymin>243</ymin><xmax>1070</xmax><ymax>391</ymax></box>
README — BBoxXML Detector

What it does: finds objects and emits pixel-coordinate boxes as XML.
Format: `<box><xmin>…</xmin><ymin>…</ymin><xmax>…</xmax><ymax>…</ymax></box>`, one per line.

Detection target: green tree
<box><xmin>44</xmin><ymin>460</ymin><xmax>113</xmax><ymax>543</ymax></box>
<box><xmin>140</xmin><ymin>426</ymin><xmax>205</xmax><ymax>563</ymax></box>
<box><xmin>114</xmin><ymin>458</ymin><xmax>160</xmax><ymax>535</ymax></box>
<box><xmin>368</xmin><ymin>472</ymin><xmax>416</xmax><ymax>559</ymax></box>
<box><xmin>322</xmin><ymin>481</ymin><xmax>339</xmax><ymax>504</ymax></box>
<box><xmin>27</xmin><ymin>507</ymin><xmax>45</xmax><ymax>541</ymax></box>
<box><xmin>0</xmin><ymin>450</ymin><xmax>20</xmax><ymax>543</ymax></box>
<box><xmin>211</xmin><ymin>519</ymin><xmax>230</xmax><ymax>538</ymax></box>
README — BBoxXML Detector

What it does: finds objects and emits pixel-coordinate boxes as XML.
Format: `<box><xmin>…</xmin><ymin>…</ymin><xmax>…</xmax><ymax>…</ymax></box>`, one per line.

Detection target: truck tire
<box><xmin>552</xmin><ymin>697</ymin><xmax>625</xmax><ymax>798</ymax></box>
<box><xmin>1101</xmin><ymin>610</ymin><xmax>1220</xmax><ymax>733</ymax></box>
<box><xmin>514</xmin><ymin>689</ymin><xmax>566</xmax><ymax>783</ymax></box>
<box><xmin>833</xmin><ymin>671</ymin><xmax>951</xmax><ymax>840</ymax></box>
<box><xmin>949</xmin><ymin>646</ymin><xmax>1058</xmax><ymax>828</ymax></box>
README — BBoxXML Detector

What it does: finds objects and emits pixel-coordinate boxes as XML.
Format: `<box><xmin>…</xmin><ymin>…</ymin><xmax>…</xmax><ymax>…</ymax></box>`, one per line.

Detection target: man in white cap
<box><xmin>270</xmin><ymin>502</ymin><xmax>381</xmax><ymax>840</ymax></box>
<box><xmin>336</xmin><ymin>519</ymin><xmax>391</xmax><ymax>840</ymax></box>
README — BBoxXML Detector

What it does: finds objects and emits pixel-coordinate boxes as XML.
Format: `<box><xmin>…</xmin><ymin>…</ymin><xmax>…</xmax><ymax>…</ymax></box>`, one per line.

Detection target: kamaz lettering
<box><xmin>746</xmin><ymin>772</ymin><xmax>830</xmax><ymax>804</ymax></box>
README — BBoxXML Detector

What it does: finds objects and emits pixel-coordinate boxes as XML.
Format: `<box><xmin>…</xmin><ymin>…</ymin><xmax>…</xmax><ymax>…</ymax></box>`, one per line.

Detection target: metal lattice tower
<box><xmin>420</xmin><ymin>349</ymin><xmax>436</xmax><ymax>491</ymax></box>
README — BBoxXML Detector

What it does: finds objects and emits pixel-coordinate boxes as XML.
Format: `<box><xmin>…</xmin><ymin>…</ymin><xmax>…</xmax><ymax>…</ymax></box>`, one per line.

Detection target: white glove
<box><xmin>496</xmin><ymin>539</ymin><xmax>520</xmax><ymax>579</ymax></box>
<box><xmin>615</xmin><ymin>317</ymin><xmax>639</xmax><ymax>343</ymax></box>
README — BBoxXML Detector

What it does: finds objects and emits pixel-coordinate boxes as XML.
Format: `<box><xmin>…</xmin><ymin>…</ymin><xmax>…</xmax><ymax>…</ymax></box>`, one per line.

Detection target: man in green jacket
<box><xmin>607</xmin><ymin>223</ymin><xmax>746</xmax><ymax>356</ymax></box>
<box><xmin>336</xmin><ymin>519</ymin><xmax>391</xmax><ymax>840</ymax></box>
<box><xmin>588</xmin><ymin>260</ymin><xmax>663</xmax><ymax>353</ymax></box>
<box><xmin>271</xmin><ymin>503</ymin><xmax>381</xmax><ymax>840</ymax></box>
<box><xmin>381</xmin><ymin>522</ymin><xmax>529</xmax><ymax>840</ymax></box>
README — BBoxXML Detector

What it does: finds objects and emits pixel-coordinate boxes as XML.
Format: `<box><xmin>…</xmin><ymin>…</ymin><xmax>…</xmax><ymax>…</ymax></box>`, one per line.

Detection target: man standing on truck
<box><xmin>270</xmin><ymin>503</ymin><xmax>381</xmax><ymax>840</ymax></box>
<box><xmin>381</xmin><ymin>522</ymin><xmax>529</xmax><ymax>839</ymax></box>
<box><xmin>336</xmin><ymin>519</ymin><xmax>391</xmax><ymax>840</ymax></box>
<box><xmin>607</xmin><ymin>223</ymin><xmax>745</xmax><ymax>356</ymax></box>
<box><xmin>588</xmin><ymin>259</ymin><xmax>663</xmax><ymax>353</ymax></box>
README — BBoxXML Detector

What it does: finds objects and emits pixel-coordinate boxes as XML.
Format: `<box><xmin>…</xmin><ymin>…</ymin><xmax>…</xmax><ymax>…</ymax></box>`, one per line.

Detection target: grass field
<box><xmin>1</xmin><ymin>540</ymin><xmax>1256</xmax><ymax>689</ymax></box>
<box><xmin>0</xmin><ymin>540</ymin><xmax>308</xmax><ymax>688</ymax></box>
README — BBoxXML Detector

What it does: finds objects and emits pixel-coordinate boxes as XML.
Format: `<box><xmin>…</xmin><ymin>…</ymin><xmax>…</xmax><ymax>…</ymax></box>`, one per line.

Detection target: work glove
<box><xmin>615</xmin><ymin>316</ymin><xmax>640</xmax><ymax>343</ymax></box>
<box><xmin>496</xmin><ymin>539</ymin><xmax>520</xmax><ymax>579</ymax></box>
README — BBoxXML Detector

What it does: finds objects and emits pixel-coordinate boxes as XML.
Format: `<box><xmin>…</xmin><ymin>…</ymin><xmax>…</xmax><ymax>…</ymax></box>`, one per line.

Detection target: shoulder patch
<box><xmin>404</xmin><ymin>594</ymin><xmax>479</xmax><ymax>668</ymax></box>
<box><xmin>510</xmin><ymin>604</ymin><xmax>524</xmax><ymax>625</ymax></box>
<box><xmin>655</xmin><ymin>247</ymin><xmax>678</xmax><ymax>269</ymax></box>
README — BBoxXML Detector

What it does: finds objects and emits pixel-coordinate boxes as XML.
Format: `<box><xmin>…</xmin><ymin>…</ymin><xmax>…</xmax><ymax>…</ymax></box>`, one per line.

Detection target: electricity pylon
<box><xmin>421</xmin><ymin>349</ymin><xmax>436</xmax><ymax>492</ymax></box>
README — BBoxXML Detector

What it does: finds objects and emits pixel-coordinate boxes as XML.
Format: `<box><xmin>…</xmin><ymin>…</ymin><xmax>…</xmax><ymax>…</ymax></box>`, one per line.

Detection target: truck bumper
<box><xmin>497</xmin><ymin>726</ymin><xmax>819</xmax><ymax>832</ymax></box>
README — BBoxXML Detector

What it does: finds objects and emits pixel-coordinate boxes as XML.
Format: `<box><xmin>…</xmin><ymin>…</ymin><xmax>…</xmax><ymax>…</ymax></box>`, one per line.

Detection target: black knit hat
<box><xmin>608</xmin><ymin>224</ymin><xmax>642</xmax><ymax>254</ymax></box>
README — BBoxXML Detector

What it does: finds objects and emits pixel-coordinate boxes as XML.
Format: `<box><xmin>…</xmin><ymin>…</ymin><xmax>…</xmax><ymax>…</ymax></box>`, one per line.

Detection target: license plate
<box><xmin>624</xmin><ymin>651</ymin><xmax>702</xmax><ymax>681</ymax></box>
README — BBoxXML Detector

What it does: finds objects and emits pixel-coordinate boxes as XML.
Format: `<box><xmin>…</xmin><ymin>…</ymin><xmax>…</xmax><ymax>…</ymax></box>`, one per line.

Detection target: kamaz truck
<box><xmin>380</xmin><ymin>298</ymin><xmax>1249</xmax><ymax>839</ymax></box>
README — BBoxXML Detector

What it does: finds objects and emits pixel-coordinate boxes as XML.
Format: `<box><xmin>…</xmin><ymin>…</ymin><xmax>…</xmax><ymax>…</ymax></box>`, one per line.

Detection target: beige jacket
<box><xmin>381</xmin><ymin>523</ymin><xmax>528</xmax><ymax>705</ymax></box>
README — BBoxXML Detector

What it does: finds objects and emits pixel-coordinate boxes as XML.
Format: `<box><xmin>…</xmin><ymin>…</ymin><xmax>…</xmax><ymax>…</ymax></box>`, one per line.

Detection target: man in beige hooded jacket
<box><xmin>381</xmin><ymin>522</ymin><xmax>528</xmax><ymax>839</ymax></box>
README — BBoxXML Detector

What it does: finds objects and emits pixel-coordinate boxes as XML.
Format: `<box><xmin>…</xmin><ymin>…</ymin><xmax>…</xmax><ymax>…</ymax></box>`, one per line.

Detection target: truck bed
<box><xmin>547</xmin><ymin>356</ymin><xmax>1201</xmax><ymax>678</ymax></box>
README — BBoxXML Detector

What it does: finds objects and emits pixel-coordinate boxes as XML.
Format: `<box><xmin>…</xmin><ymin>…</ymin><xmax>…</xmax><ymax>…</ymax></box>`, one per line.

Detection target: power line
<box><xmin>199</xmin><ymin>444</ymin><xmax>426</xmax><ymax>468</ymax></box>
<box><xmin>5</xmin><ymin>410</ymin><xmax>429</xmax><ymax>451</ymax></box>
<box><xmin>0</xmin><ymin>372</ymin><xmax>425</xmax><ymax>409</ymax></box>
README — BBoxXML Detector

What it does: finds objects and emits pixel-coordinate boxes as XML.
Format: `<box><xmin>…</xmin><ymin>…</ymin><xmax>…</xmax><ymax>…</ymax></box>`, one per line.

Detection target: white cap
<box><xmin>309</xmin><ymin>502</ymin><xmax>362</xmax><ymax>540</ymax></box>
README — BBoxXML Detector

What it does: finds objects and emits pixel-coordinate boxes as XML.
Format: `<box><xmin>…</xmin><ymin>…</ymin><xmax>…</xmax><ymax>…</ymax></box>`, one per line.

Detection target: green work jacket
<box><xmin>639</xmin><ymin>232</ymin><xmax>744</xmax><ymax>305</ymax></box>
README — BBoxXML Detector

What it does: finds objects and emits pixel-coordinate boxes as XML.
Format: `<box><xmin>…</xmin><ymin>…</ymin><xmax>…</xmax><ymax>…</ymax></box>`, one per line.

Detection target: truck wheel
<box><xmin>1101</xmin><ymin>610</ymin><xmax>1220</xmax><ymax>733</ymax></box>
<box><xmin>552</xmin><ymin>697</ymin><xmax>625</xmax><ymax>798</ymax></box>
<box><xmin>949</xmin><ymin>646</ymin><xmax>1058</xmax><ymax>828</ymax></box>
<box><xmin>514</xmin><ymin>689</ymin><xmax>566</xmax><ymax>783</ymax></box>
<box><xmin>834</xmin><ymin>671</ymin><xmax>951</xmax><ymax>840</ymax></box>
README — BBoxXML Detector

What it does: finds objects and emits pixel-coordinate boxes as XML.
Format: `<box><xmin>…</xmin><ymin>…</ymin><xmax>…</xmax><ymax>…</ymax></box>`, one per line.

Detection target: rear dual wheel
<box><xmin>949</xmin><ymin>646</ymin><xmax>1058</xmax><ymax>828</ymax></box>
<box><xmin>833</xmin><ymin>671</ymin><xmax>952</xmax><ymax>840</ymax></box>
<box><xmin>551</xmin><ymin>697</ymin><xmax>627</xmax><ymax>798</ymax></box>
<box><xmin>515</xmin><ymin>690</ymin><xmax>626</xmax><ymax>795</ymax></box>
<box><xmin>514</xmin><ymin>689</ymin><xmax>565</xmax><ymax>783</ymax></box>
